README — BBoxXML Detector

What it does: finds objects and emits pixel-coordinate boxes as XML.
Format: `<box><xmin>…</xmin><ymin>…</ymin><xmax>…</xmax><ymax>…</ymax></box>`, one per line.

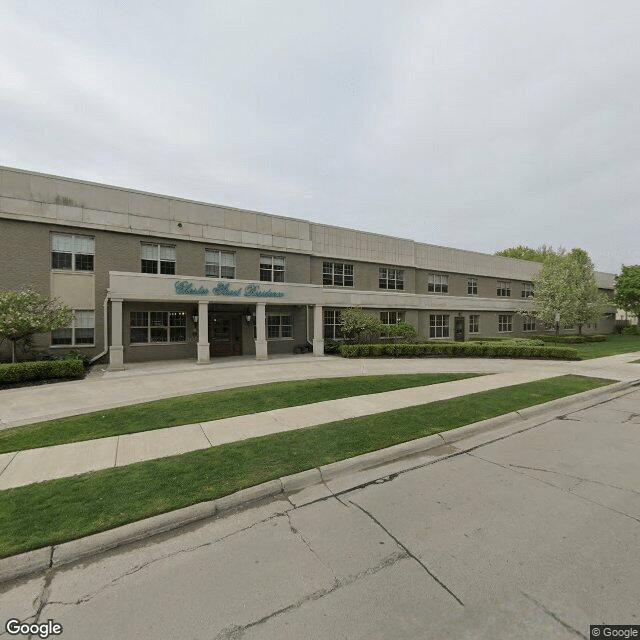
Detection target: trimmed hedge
<box><xmin>0</xmin><ymin>360</ymin><xmax>85</xmax><ymax>385</ymax></box>
<box><xmin>534</xmin><ymin>334</ymin><xmax>607</xmax><ymax>344</ymax></box>
<box><xmin>339</xmin><ymin>342</ymin><xmax>579</xmax><ymax>360</ymax></box>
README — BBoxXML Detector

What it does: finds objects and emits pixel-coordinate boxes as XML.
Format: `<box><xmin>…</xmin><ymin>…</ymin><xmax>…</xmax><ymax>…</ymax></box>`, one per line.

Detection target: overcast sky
<box><xmin>1</xmin><ymin>1</ymin><xmax>638</xmax><ymax>273</ymax></box>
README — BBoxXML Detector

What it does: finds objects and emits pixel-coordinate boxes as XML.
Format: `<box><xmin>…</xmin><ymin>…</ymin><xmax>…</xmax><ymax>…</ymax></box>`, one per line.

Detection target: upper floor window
<box><xmin>497</xmin><ymin>281</ymin><xmax>511</xmax><ymax>297</ymax></box>
<box><xmin>206</xmin><ymin>249</ymin><xmax>235</xmax><ymax>279</ymax></box>
<box><xmin>51</xmin><ymin>233</ymin><xmax>94</xmax><ymax>271</ymax></box>
<box><xmin>467</xmin><ymin>277</ymin><xmax>477</xmax><ymax>295</ymax></box>
<box><xmin>141</xmin><ymin>243</ymin><xmax>175</xmax><ymax>275</ymax></box>
<box><xmin>379</xmin><ymin>267</ymin><xmax>404</xmax><ymax>290</ymax></box>
<box><xmin>323</xmin><ymin>262</ymin><xmax>354</xmax><ymax>287</ymax></box>
<box><xmin>428</xmin><ymin>274</ymin><xmax>449</xmax><ymax>293</ymax></box>
<box><xmin>521</xmin><ymin>282</ymin><xmax>534</xmax><ymax>298</ymax></box>
<box><xmin>51</xmin><ymin>310</ymin><xmax>95</xmax><ymax>346</ymax></box>
<box><xmin>260</xmin><ymin>255</ymin><xmax>285</xmax><ymax>282</ymax></box>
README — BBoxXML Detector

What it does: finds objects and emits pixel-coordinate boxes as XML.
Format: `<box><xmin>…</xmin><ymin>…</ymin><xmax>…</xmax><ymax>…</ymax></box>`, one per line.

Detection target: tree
<box><xmin>0</xmin><ymin>287</ymin><xmax>72</xmax><ymax>362</ymax></box>
<box><xmin>340</xmin><ymin>307</ymin><xmax>382</xmax><ymax>344</ymax></box>
<box><xmin>613</xmin><ymin>265</ymin><xmax>640</xmax><ymax>322</ymax></box>
<box><xmin>496</xmin><ymin>245</ymin><xmax>566</xmax><ymax>263</ymax></box>
<box><xmin>528</xmin><ymin>249</ymin><xmax>609</xmax><ymax>335</ymax></box>
<box><xmin>382</xmin><ymin>320</ymin><xmax>418</xmax><ymax>343</ymax></box>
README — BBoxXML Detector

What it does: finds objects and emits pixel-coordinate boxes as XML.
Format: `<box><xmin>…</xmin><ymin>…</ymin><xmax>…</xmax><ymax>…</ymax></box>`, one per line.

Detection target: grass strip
<box><xmin>571</xmin><ymin>335</ymin><xmax>640</xmax><ymax>360</ymax></box>
<box><xmin>0</xmin><ymin>374</ymin><xmax>613</xmax><ymax>558</ymax></box>
<box><xmin>0</xmin><ymin>373</ymin><xmax>479</xmax><ymax>454</ymax></box>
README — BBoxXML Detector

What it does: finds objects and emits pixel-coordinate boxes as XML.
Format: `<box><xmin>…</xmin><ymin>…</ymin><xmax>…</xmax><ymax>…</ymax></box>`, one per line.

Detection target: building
<box><xmin>0</xmin><ymin>166</ymin><xmax>616</xmax><ymax>368</ymax></box>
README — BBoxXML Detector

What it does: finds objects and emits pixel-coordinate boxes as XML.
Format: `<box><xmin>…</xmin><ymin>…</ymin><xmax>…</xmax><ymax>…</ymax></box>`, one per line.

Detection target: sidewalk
<box><xmin>0</xmin><ymin>353</ymin><xmax>638</xmax><ymax>491</ymax></box>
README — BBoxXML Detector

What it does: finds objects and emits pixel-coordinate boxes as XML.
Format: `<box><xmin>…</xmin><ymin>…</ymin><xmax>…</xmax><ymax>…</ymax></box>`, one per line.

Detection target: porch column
<box><xmin>255</xmin><ymin>302</ymin><xmax>268</xmax><ymax>360</ymax></box>
<box><xmin>108</xmin><ymin>298</ymin><xmax>125</xmax><ymax>371</ymax></box>
<box><xmin>197</xmin><ymin>300</ymin><xmax>210</xmax><ymax>364</ymax></box>
<box><xmin>313</xmin><ymin>304</ymin><xmax>324</xmax><ymax>356</ymax></box>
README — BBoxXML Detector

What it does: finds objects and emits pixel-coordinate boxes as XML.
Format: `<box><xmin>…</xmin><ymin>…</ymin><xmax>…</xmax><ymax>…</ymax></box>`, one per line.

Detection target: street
<box><xmin>2</xmin><ymin>388</ymin><xmax>640</xmax><ymax>639</ymax></box>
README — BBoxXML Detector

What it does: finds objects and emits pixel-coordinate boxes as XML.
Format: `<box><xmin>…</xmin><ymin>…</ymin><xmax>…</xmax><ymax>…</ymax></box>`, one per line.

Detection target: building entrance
<box><xmin>454</xmin><ymin>316</ymin><xmax>465</xmax><ymax>341</ymax></box>
<box><xmin>209</xmin><ymin>313</ymin><xmax>243</xmax><ymax>356</ymax></box>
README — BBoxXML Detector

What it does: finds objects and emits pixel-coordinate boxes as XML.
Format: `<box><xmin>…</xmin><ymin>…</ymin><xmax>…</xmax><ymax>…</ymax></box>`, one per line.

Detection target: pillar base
<box><xmin>197</xmin><ymin>343</ymin><xmax>210</xmax><ymax>364</ymax></box>
<box><xmin>108</xmin><ymin>346</ymin><xmax>125</xmax><ymax>371</ymax></box>
<box><xmin>312</xmin><ymin>339</ymin><xmax>325</xmax><ymax>356</ymax></box>
<box><xmin>255</xmin><ymin>339</ymin><xmax>268</xmax><ymax>360</ymax></box>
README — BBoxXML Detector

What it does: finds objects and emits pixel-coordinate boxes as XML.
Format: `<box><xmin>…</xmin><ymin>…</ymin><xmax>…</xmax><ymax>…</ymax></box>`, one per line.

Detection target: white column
<box><xmin>108</xmin><ymin>298</ymin><xmax>125</xmax><ymax>371</ymax></box>
<box><xmin>255</xmin><ymin>302</ymin><xmax>268</xmax><ymax>360</ymax></box>
<box><xmin>313</xmin><ymin>304</ymin><xmax>324</xmax><ymax>356</ymax></box>
<box><xmin>197</xmin><ymin>300</ymin><xmax>210</xmax><ymax>364</ymax></box>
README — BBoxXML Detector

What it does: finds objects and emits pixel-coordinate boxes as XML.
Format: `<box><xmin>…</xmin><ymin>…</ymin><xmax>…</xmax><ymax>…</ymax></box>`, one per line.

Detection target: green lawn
<box><xmin>0</xmin><ymin>374</ymin><xmax>613</xmax><ymax>558</ymax></box>
<box><xmin>569</xmin><ymin>335</ymin><xmax>640</xmax><ymax>360</ymax></box>
<box><xmin>0</xmin><ymin>373</ymin><xmax>480</xmax><ymax>454</ymax></box>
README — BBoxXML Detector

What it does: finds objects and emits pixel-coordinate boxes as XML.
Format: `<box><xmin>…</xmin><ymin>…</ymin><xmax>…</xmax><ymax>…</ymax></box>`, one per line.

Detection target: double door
<box><xmin>209</xmin><ymin>313</ymin><xmax>243</xmax><ymax>356</ymax></box>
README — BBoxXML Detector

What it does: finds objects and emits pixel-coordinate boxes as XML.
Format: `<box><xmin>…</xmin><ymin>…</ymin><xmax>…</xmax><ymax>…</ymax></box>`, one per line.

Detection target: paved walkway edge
<box><xmin>1</xmin><ymin>378</ymin><xmax>638</xmax><ymax>583</ymax></box>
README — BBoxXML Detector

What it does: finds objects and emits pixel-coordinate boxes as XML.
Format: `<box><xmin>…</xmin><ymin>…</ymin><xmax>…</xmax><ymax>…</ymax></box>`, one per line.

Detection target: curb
<box><xmin>1</xmin><ymin>378</ymin><xmax>638</xmax><ymax>583</ymax></box>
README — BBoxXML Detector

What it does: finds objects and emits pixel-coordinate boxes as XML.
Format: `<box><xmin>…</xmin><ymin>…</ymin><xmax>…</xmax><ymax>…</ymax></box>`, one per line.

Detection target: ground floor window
<box><xmin>130</xmin><ymin>311</ymin><xmax>187</xmax><ymax>343</ymax></box>
<box><xmin>498</xmin><ymin>314</ymin><xmax>513</xmax><ymax>332</ymax></box>
<box><xmin>324</xmin><ymin>309</ymin><xmax>343</xmax><ymax>339</ymax></box>
<box><xmin>51</xmin><ymin>310</ymin><xmax>95</xmax><ymax>346</ymax></box>
<box><xmin>469</xmin><ymin>314</ymin><xmax>479</xmax><ymax>334</ymax></box>
<box><xmin>429</xmin><ymin>314</ymin><xmax>449</xmax><ymax>338</ymax></box>
<box><xmin>380</xmin><ymin>311</ymin><xmax>403</xmax><ymax>324</ymax></box>
<box><xmin>267</xmin><ymin>314</ymin><xmax>293</xmax><ymax>339</ymax></box>
<box><xmin>522</xmin><ymin>316</ymin><xmax>536</xmax><ymax>332</ymax></box>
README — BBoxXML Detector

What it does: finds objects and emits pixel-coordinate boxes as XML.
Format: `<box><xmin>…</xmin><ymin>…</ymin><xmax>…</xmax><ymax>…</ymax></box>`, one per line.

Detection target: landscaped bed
<box><xmin>0</xmin><ymin>373</ymin><xmax>480</xmax><ymax>454</ymax></box>
<box><xmin>0</xmin><ymin>374</ymin><xmax>613</xmax><ymax>557</ymax></box>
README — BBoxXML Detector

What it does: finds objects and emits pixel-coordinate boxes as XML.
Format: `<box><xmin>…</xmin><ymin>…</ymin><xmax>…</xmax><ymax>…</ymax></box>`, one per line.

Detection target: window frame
<box><xmin>323</xmin><ymin>262</ymin><xmax>354</xmax><ymax>287</ymax></box>
<box><xmin>323</xmin><ymin>309</ymin><xmax>343</xmax><ymax>339</ymax></box>
<box><xmin>498</xmin><ymin>314</ymin><xmax>513</xmax><ymax>333</ymax></box>
<box><xmin>428</xmin><ymin>274</ymin><xmax>449</xmax><ymax>294</ymax></box>
<box><xmin>522</xmin><ymin>316</ymin><xmax>536</xmax><ymax>332</ymax></box>
<box><xmin>521</xmin><ymin>282</ymin><xmax>534</xmax><ymax>298</ymax></box>
<box><xmin>129</xmin><ymin>311</ymin><xmax>187</xmax><ymax>344</ymax></box>
<box><xmin>50</xmin><ymin>233</ymin><xmax>95</xmax><ymax>272</ymax></box>
<box><xmin>469</xmin><ymin>314</ymin><xmax>479</xmax><ymax>334</ymax></box>
<box><xmin>429</xmin><ymin>314</ymin><xmax>450</xmax><ymax>338</ymax></box>
<box><xmin>266</xmin><ymin>313</ymin><xmax>293</xmax><ymax>339</ymax></box>
<box><xmin>467</xmin><ymin>277</ymin><xmax>478</xmax><ymax>296</ymax></box>
<box><xmin>380</xmin><ymin>311</ymin><xmax>403</xmax><ymax>325</ymax></box>
<box><xmin>497</xmin><ymin>281</ymin><xmax>511</xmax><ymax>297</ymax></box>
<box><xmin>378</xmin><ymin>267</ymin><xmax>404</xmax><ymax>291</ymax></box>
<box><xmin>260</xmin><ymin>255</ymin><xmax>285</xmax><ymax>283</ymax></box>
<box><xmin>205</xmin><ymin>249</ymin><xmax>236</xmax><ymax>279</ymax></box>
<box><xmin>51</xmin><ymin>310</ymin><xmax>95</xmax><ymax>347</ymax></box>
<box><xmin>141</xmin><ymin>243</ymin><xmax>176</xmax><ymax>275</ymax></box>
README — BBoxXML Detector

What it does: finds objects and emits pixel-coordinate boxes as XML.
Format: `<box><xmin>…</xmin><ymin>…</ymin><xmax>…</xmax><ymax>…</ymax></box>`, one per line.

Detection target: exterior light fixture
<box><xmin>244</xmin><ymin>308</ymin><xmax>254</xmax><ymax>324</ymax></box>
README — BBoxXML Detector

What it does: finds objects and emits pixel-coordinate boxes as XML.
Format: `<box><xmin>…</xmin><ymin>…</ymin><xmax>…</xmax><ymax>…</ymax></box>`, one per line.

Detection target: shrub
<box><xmin>339</xmin><ymin>342</ymin><xmax>578</xmax><ymax>360</ymax></box>
<box><xmin>534</xmin><ymin>334</ymin><xmax>607</xmax><ymax>343</ymax></box>
<box><xmin>0</xmin><ymin>360</ymin><xmax>84</xmax><ymax>385</ymax></box>
<box><xmin>621</xmin><ymin>325</ymin><xmax>640</xmax><ymax>335</ymax></box>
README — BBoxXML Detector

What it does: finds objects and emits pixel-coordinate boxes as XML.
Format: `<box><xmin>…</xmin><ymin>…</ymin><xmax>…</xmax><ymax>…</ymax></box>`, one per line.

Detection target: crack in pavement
<box><xmin>212</xmin><ymin>551</ymin><xmax>407</xmax><ymax>640</ymax></box>
<box><xmin>520</xmin><ymin>591</ymin><xmax>588</xmax><ymax>639</ymax></box>
<box><xmin>347</xmin><ymin>499</ymin><xmax>464</xmax><ymax>606</ymax></box>
<box><xmin>28</xmin><ymin>555</ymin><xmax>55</xmax><ymax>640</ymax></box>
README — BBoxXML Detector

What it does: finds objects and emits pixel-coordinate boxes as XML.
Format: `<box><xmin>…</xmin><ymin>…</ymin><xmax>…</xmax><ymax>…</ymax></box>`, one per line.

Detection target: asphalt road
<box><xmin>2</xmin><ymin>389</ymin><xmax>640</xmax><ymax>640</ymax></box>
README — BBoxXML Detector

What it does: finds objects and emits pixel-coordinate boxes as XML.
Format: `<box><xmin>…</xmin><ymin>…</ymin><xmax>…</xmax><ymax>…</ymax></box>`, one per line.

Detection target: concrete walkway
<box><xmin>0</xmin><ymin>352</ymin><xmax>638</xmax><ymax>491</ymax></box>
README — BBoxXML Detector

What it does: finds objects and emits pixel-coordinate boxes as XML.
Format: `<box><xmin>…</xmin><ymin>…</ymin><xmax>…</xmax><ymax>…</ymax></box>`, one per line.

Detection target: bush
<box><xmin>621</xmin><ymin>325</ymin><xmax>640</xmax><ymax>335</ymax></box>
<box><xmin>0</xmin><ymin>360</ymin><xmax>85</xmax><ymax>385</ymax></box>
<box><xmin>339</xmin><ymin>342</ymin><xmax>578</xmax><ymax>360</ymax></box>
<box><xmin>534</xmin><ymin>334</ymin><xmax>607</xmax><ymax>343</ymax></box>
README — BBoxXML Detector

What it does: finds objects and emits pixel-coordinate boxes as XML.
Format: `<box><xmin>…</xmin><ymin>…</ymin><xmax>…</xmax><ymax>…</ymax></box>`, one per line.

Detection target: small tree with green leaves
<box><xmin>614</xmin><ymin>265</ymin><xmax>640</xmax><ymax>324</ymax></box>
<box><xmin>0</xmin><ymin>288</ymin><xmax>72</xmax><ymax>362</ymax></box>
<box><xmin>340</xmin><ymin>307</ymin><xmax>382</xmax><ymax>344</ymax></box>
<box><xmin>382</xmin><ymin>320</ymin><xmax>418</xmax><ymax>343</ymax></box>
<box><xmin>496</xmin><ymin>245</ymin><xmax>566</xmax><ymax>263</ymax></box>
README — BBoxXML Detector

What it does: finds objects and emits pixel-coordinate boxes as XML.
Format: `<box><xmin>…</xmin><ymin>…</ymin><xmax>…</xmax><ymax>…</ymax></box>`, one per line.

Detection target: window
<box><xmin>467</xmin><ymin>277</ymin><xmax>477</xmax><ymax>295</ymax></box>
<box><xmin>521</xmin><ymin>282</ymin><xmax>534</xmax><ymax>298</ymax></box>
<box><xmin>51</xmin><ymin>310</ymin><xmax>95</xmax><ymax>346</ymax></box>
<box><xmin>429</xmin><ymin>314</ymin><xmax>449</xmax><ymax>338</ymax></box>
<box><xmin>498</xmin><ymin>314</ymin><xmax>513</xmax><ymax>332</ymax></box>
<box><xmin>51</xmin><ymin>233</ymin><xmax>94</xmax><ymax>271</ymax></box>
<box><xmin>141</xmin><ymin>243</ymin><xmax>175</xmax><ymax>275</ymax></box>
<box><xmin>497</xmin><ymin>281</ymin><xmax>511</xmax><ymax>297</ymax></box>
<box><xmin>469</xmin><ymin>314</ymin><xmax>479</xmax><ymax>334</ymax></box>
<box><xmin>380</xmin><ymin>311</ymin><xmax>403</xmax><ymax>324</ymax></box>
<box><xmin>267</xmin><ymin>314</ymin><xmax>293</xmax><ymax>339</ymax></box>
<box><xmin>130</xmin><ymin>311</ymin><xmax>186</xmax><ymax>343</ymax></box>
<box><xmin>206</xmin><ymin>249</ymin><xmax>235</xmax><ymax>279</ymax></box>
<box><xmin>323</xmin><ymin>262</ymin><xmax>354</xmax><ymax>287</ymax></box>
<box><xmin>260</xmin><ymin>255</ymin><xmax>285</xmax><ymax>282</ymax></box>
<box><xmin>323</xmin><ymin>309</ymin><xmax>343</xmax><ymax>339</ymax></box>
<box><xmin>428</xmin><ymin>274</ymin><xmax>449</xmax><ymax>293</ymax></box>
<box><xmin>379</xmin><ymin>267</ymin><xmax>404</xmax><ymax>290</ymax></box>
<box><xmin>522</xmin><ymin>316</ymin><xmax>536</xmax><ymax>332</ymax></box>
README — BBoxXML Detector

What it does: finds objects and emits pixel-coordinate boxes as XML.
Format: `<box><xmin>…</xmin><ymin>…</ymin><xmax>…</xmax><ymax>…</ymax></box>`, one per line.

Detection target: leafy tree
<box><xmin>496</xmin><ymin>245</ymin><xmax>566</xmax><ymax>263</ymax></box>
<box><xmin>0</xmin><ymin>287</ymin><xmax>72</xmax><ymax>362</ymax></box>
<box><xmin>614</xmin><ymin>265</ymin><xmax>640</xmax><ymax>322</ymax></box>
<box><xmin>340</xmin><ymin>307</ymin><xmax>382</xmax><ymax>344</ymax></box>
<box><xmin>528</xmin><ymin>249</ymin><xmax>609</xmax><ymax>335</ymax></box>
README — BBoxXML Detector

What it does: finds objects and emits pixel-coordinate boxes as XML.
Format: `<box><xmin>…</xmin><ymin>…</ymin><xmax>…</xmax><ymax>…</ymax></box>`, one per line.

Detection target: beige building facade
<box><xmin>0</xmin><ymin>166</ymin><xmax>616</xmax><ymax>368</ymax></box>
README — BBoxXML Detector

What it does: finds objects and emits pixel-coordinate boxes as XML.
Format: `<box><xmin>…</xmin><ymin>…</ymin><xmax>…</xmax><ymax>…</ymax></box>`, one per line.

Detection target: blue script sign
<box><xmin>174</xmin><ymin>280</ymin><xmax>285</xmax><ymax>298</ymax></box>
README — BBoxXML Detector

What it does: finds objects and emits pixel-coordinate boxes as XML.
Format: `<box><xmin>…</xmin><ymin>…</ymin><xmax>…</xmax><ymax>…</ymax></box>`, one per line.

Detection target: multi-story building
<box><xmin>0</xmin><ymin>166</ymin><xmax>616</xmax><ymax>368</ymax></box>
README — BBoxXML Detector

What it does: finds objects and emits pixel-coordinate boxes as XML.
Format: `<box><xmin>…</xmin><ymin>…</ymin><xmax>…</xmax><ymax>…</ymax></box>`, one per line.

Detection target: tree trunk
<box><xmin>11</xmin><ymin>339</ymin><xmax>16</xmax><ymax>363</ymax></box>
<box><xmin>578</xmin><ymin>324</ymin><xmax>583</xmax><ymax>335</ymax></box>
